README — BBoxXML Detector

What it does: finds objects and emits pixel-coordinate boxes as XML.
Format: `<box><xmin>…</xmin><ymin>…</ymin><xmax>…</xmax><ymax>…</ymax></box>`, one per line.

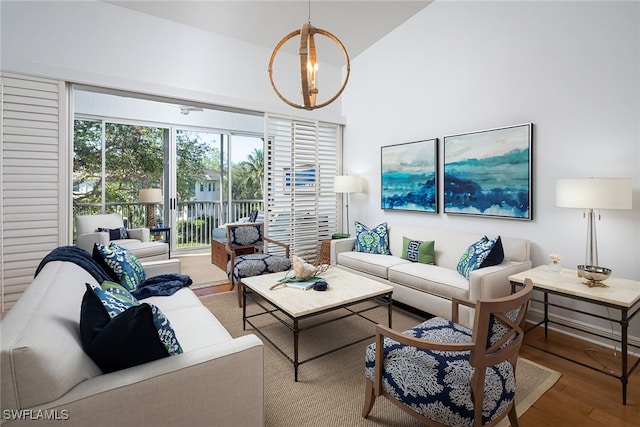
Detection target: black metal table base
<box><xmin>243</xmin><ymin>288</ymin><xmax>393</xmax><ymax>381</ymax></box>
<box><xmin>511</xmin><ymin>281</ymin><xmax>640</xmax><ymax>405</ymax></box>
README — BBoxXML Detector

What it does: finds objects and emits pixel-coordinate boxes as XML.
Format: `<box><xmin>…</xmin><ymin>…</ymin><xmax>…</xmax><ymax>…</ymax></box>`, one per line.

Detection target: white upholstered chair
<box><xmin>75</xmin><ymin>213</ymin><xmax>168</xmax><ymax>262</ymax></box>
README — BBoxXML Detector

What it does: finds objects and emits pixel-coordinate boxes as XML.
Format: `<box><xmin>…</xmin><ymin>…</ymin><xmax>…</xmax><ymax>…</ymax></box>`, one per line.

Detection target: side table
<box><xmin>510</xmin><ymin>265</ymin><xmax>640</xmax><ymax>405</ymax></box>
<box><xmin>210</xmin><ymin>238</ymin><xmax>253</xmax><ymax>271</ymax></box>
<box><xmin>149</xmin><ymin>227</ymin><xmax>171</xmax><ymax>258</ymax></box>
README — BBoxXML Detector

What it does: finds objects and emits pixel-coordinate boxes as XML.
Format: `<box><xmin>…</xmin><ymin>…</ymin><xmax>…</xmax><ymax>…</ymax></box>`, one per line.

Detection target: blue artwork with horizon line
<box><xmin>381</xmin><ymin>139</ymin><xmax>437</xmax><ymax>212</ymax></box>
<box><xmin>444</xmin><ymin>124</ymin><xmax>532</xmax><ymax>220</ymax></box>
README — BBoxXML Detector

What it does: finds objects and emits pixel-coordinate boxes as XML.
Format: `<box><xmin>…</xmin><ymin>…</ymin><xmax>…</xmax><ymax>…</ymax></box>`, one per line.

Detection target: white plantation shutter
<box><xmin>1</xmin><ymin>73</ymin><xmax>68</xmax><ymax>311</ymax></box>
<box><xmin>265</xmin><ymin>114</ymin><xmax>339</xmax><ymax>261</ymax></box>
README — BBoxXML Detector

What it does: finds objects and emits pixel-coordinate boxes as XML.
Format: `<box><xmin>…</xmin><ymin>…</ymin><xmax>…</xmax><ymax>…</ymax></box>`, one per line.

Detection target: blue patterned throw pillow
<box><xmin>354</xmin><ymin>222</ymin><xmax>391</xmax><ymax>254</ymax></box>
<box><xmin>80</xmin><ymin>284</ymin><xmax>183</xmax><ymax>373</ymax></box>
<box><xmin>101</xmin><ymin>281</ymin><xmax>139</xmax><ymax>306</ymax></box>
<box><xmin>457</xmin><ymin>236</ymin><xmax>501</xmax><ymax>278</ymax></box>
<box><xmin>94</xmin><ymin>242</ymin><xmax>146</xmax><ymax>291</ymax></box>
<box><xmin>88</xmin><ymin>282</ymin><xmax>138</xmax><ymax>319</ymax></box>
<box><xmin>150</xmin><ymin>304</ymin><xmax>183</xmax><ymax>356</ymax></box>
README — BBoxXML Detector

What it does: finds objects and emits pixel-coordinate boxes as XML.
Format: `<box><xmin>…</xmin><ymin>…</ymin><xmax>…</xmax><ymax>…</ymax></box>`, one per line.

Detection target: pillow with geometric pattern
<box><xmin>80</xmin><ymin>283</ymin><xmax>183</xmax><ymax>373</ymax></box>
<box><xmin>354</xmin><ymin>221</ymin><xmax>391</xmax><ymax>255</ymax></box>
<box><xmin>93</xmin><ymin>242</ymin><xmax>146</xmax><ymax>291</ymax></box>
<box><xmin>101</xmin><ymin>281</ymin><xmax>139</xmax><ymax>307</ymax></box>
<box><xmin>456</xmin><ymin>236</ymin><xmax>502</xmax><ymax>279</ymax></box>
<box><xmin>401</xmin><ymin>237</ymin><xmax>435</xmax><ymax>264</ymax></box>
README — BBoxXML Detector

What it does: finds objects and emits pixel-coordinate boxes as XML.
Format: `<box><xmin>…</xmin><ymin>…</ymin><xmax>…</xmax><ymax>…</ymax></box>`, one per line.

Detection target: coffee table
<box><xmin>241</xmin><ymin>267</ymin><xmax>393</xmax><ymax>381</ymax></box>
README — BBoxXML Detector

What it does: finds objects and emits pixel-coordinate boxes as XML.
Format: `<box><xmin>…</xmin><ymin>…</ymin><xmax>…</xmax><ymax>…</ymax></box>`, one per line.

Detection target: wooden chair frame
<box><xmin>225</xmin><ymin>222</ymin><xmax>290</xmax><ymax>307</ymax></box>
<box><xmin>362</xmin><ymin>279</ymin><xmax>534</xmax><ymax>427</ymax></box>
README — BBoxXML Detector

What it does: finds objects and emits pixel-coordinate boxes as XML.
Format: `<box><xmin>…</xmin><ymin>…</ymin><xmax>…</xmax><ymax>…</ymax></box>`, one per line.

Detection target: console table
<box><xmin>509</xmin><ymin>266</ymin><xmax>640</xmax><ymax>404</ymax></box>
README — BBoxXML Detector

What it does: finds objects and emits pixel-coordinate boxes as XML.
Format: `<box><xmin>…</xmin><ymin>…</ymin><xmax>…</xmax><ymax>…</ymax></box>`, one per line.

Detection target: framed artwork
<box><xmin>381</xmin><ymin>138</ymin><xmax>438</xmax><ymax>213</ymax></box>
<box><xmin>443</xmin><ymin>123</ymin><xmax>532</xmax><ymax>220</ymax></box>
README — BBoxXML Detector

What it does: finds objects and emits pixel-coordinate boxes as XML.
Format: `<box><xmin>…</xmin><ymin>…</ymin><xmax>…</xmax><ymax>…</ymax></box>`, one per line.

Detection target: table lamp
<box><xmin>556</xmin><ymin>178</ymin><xmax>632</xmax><ymax>284</ymax></box>
<box><xmin>139</xmin><ymin>188</ymin><xmax>163</xmax><ymax>227</ymax></box>
<box><xmin>333</xmin><ymin>175</ymin><xmax>362</xmax><ymax>235</ymax></box>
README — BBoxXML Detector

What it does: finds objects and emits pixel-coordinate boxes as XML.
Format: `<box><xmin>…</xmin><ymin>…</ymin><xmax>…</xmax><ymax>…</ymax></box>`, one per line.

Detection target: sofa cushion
<box><xmin>401</xmin><ymin>237</ymin><xmax>435</xmax><ymax>264</ymax></box>
<box><xmin>456</xmin><ymin>236</ymin><xmax>501</xmax><ymax>278</ymax></box>
<box><xmin>388</xmin><ymin>263</ymin><xmax>470</xmax><ymax>300</ymax></box>
<box><xmin>354</xmin><ymin>221</ymin><xmax>391</xmax><ymax>254</ymax></box>
<box><xmin>338</xmin><ymin>251</ymin><xmax>409</xmax><ymax>279</ymax></box>
<box><xmin>93</xmin><ymin>242</ymin><xmax>146</xmax><ymax>291</ymax></box>
<box><xmin>161</xmin><ymin>305</ymin><xmax>235</xmax><ymax>352</ymax></box>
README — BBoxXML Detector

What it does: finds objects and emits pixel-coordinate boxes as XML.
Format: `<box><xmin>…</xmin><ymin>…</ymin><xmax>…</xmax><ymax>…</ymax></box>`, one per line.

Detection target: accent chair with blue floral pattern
<box><xmin>225</xmin><ymin>222</ymin><xmax>291</xmax><ymax>307</ymax></box>
<box><xmin>362</xmin><ymin>279</ymin><xmax>534</xmax><ymax>427</ymax></box>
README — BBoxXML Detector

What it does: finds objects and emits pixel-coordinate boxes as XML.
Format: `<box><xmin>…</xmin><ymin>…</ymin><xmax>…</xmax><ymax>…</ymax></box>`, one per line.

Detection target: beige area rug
<box><xmin>175</xmin><ymin>251</ymin><xmax>228</xmax><ymax>288</ymax></box>
<box><xmin>201</xmin><ymin>291</ymin><xmax>561</xmax><ymax>427</ymax></box>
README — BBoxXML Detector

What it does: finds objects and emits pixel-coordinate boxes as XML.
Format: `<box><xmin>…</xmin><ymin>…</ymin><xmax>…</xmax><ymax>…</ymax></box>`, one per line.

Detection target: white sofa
<box><xmin>330</xmin><ymin>224</ymin><xmax>532</xmax><ymax>327</ymax></box>
<box><xmin>76</xmin><ymin>213</ymin><xmax>169</xmax><ymax>262</ymax></box>
<box><xmin>1</xmin><ymin>255</ymin><xmax>264</xmax><ymax>426</ymax></box>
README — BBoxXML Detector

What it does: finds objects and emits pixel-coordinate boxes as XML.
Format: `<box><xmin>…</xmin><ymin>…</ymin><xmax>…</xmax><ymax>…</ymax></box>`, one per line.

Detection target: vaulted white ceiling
<box><xmin>106</xmin><ymin>1</ymin><xmax>432</xmax><ymax>65</ymax></box>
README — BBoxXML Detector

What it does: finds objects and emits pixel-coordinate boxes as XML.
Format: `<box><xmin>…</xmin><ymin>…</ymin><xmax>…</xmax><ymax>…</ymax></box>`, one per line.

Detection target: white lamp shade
<box><xmin>139</xmin><ymin>188</ymin><xmax>163</xmax><ymax>204</ymax></box>
<box><xmin>556</xmin><ymin>178</ymin><xmax>632</xmax><ymax>209</ymax></box>
<box><xmin>333</xmin><ymin>175</ymin><xmax>362</xmax><ymax>193</ymax></box>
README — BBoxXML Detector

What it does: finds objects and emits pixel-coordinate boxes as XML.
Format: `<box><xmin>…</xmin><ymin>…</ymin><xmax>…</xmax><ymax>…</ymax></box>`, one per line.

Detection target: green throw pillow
<box><xmin>401</xmin><ymin>237</ymin><xmax>435</xmax><ymax>264</ymax></box>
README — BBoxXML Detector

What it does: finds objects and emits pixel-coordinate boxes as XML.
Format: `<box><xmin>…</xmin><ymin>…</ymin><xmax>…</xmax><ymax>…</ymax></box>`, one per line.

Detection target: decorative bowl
<box><xmin>577</xmin><ymin>265</ymin><xmax>611</xmax><ymax>287</ymax></box>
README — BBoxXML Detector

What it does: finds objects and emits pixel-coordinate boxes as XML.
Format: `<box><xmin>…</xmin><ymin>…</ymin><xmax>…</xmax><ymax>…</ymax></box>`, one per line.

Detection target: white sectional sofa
<box><xmin>1</xmin><ymin>253</ymin><xmax>264</xmax><ymax>426</ymax></box>
<box><xmin>330</xmin><ymin>224</ymin><xmax>532</xmax><ymax>327</ymax></box>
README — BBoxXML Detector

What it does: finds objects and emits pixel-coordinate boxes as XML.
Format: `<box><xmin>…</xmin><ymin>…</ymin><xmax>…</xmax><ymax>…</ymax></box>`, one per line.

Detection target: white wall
<box><xmin>0</xmin><ymin>0</ymin><xmax>346</xmax><ymax>123</ymax></box>
<box><xmin>342</xmin><ymin>1</ymin><xmax>640</xmax><ymax>340</ymax></box>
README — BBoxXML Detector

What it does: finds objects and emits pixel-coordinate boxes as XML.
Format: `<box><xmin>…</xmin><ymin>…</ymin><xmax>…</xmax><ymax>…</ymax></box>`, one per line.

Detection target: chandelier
<box><xmin>268</xmin><ymin>2</ymin><xmax>350</xmax><ymax>111</ymax></box>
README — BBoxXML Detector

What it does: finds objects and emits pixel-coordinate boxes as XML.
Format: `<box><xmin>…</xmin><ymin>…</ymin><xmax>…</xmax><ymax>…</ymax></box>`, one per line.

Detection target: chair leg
<box><xmin>237</xmin><ymin>280</ymin><xmax>243</xmax><ymax>308</ymax></box>
<box><xmin>507</xmin><ymin>404</ymin><xmax>519</xmax><ymax>427</ymax></box>
<box><xmin>362</xmin><ymin>379</ymin><xmax>376</xmax><ymax>418</ymax></box>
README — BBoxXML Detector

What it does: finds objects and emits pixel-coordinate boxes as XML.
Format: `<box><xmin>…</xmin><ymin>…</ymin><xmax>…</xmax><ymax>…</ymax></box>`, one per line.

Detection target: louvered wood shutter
<box><xmin>265</xmin><ymin>114</ymin><xmax>339</xmax><ymax>262</ymax></box>
<box><xmin>1</xmin><ymin>73</ymin><xmax>68</xmax><ymax>311</ymax></box>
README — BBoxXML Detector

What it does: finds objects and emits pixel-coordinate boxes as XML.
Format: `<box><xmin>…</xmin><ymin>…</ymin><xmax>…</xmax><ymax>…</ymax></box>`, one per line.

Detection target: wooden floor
<box><xmin>194</xmin><ymin>283</ymin><xmax>639</xmax><ymax>425</ymax></box>
<box><xmin>517</xmin><ymin>327</ymin><xmax>639</xmax><ymax>426</ymax></box>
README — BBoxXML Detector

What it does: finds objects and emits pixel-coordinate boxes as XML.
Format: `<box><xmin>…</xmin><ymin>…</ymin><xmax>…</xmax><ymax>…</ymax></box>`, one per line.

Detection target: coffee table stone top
<box><xmin>241</xmin><ymin>267</ymin><xmax>394</xmax><ymax>317</ymax></box>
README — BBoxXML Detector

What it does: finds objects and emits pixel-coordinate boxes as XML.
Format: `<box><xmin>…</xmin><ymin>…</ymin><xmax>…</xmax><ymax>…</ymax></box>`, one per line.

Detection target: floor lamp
<box><xmin>556</xmin><ymin>178</ymin><xmax>632</xmax><ymax>268</ymax></box>
<box><xmin>139</xmin><ymin>188</ymin><xmax>163</xmax><ymax>228</ymax></box>
<box><xmin>333</xmin><ymin>175</ymin><xmax>362</xmax><ymax>236</ymax></box>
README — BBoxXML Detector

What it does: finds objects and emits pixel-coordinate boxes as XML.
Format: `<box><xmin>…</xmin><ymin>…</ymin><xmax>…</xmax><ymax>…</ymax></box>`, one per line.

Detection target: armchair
<box><xmin>225</xmin><ymin>222</ymin><xmax>291</xmax><ymax>307</ymax></box>
<box><xmin>76</xmin><ymin>214</ymin><xmax>168</xmax><ymax>262</ymax></box>
<box><xmin>363</xmin><ymin>279</ymin><xmax>534</xmax><ymax>427</ymax></box>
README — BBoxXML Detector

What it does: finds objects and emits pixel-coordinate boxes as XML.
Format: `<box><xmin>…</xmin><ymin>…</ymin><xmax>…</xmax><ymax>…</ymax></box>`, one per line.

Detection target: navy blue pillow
<box><xmin>97</xmin><ymin>227</ymin><xmax>129</xmax><ymax>240</ymax></box>
<box><xmin>80</xmin><ymin>283</ymin><xmax>182</xmax><ymax>373</ymax></box>
<box><xmin>480</xmin><ymin>236</ymin><xmax>504</xmax><ymax>268</ymax></box>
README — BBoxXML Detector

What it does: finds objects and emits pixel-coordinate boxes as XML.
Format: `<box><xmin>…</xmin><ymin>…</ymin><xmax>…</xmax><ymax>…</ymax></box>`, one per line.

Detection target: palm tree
<box><xmin>240</xmin><ymin>148</ymin><xmax>264</xmax><ymax>196</ymax></box>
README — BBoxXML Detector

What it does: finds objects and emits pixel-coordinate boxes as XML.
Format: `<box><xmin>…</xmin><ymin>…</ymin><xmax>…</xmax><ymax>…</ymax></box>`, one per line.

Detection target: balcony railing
<box><xmin>74</xmin><ymin>199</ymin><xmax>263</xmax><ymax>250</ymax></box>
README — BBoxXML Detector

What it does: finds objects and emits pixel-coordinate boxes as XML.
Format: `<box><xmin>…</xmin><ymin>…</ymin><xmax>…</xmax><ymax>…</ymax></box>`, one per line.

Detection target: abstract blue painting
<box><xmin>381</xmin><ymin>139</ymin><xmax>438</xmax><ymax>212</ymax></box>
<box><xmin>444</xmin><ymin>123</ymin><xmax>532</xmax><ymax>220</ymax></box>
